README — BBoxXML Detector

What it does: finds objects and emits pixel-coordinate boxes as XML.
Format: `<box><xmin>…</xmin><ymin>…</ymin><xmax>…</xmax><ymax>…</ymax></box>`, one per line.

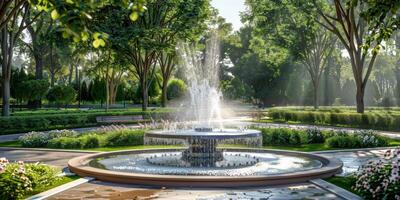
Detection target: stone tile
<box><xmin>47</xmin><ymin>181</ymin><xmax>343</xmax><ymax>200</ymax></box>
<box><xmin>320</xmin><ymin>149</ymin><xmax>389</xmax><ymax>176</ymax></box>
<box><xmin>0</xmin><ymin>149</ymin><xmax>89</xmax><ymax>167</ymax></box>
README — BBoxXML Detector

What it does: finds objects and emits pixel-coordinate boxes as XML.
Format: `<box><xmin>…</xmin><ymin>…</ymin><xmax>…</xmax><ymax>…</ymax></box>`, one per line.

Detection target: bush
<box><xmin>45</xmin><ymin>128</ymin><xmax>145</xmax><ymax>149</ymax></box>
<box><xmin>261</xmin><ymin>128</ymin><xmax>302</xmax><ymax>146</ymax></box>
<box><xmin>268</xmin><ymin>108</ymin><xmax>400</xmax><ymax>131</ymax></box>
<box><xmin>353</xmin><ymin>148</ymin><xmax>400</xmax><ymax>200</ymax></box>
<box><xmin>19</xmin><ymin>130</ymin><xmax>78</xmax><ymax>148</ymax></box>
<box><xmin>48</xmin><ymin>137</ymin><xmax>84</xmax><ymax>149</ymax></box>
<box><xmin>20</xmin><ymin>79</ymin><xmax>49</xmax><ymax>102</ymax></box>
<box><xmin>0</xmin><ymin>158</ymin><xmax>59</xmax><ymax>200</ymax></box>
<box><xmin>46</xmin><ymin>85</ymin><xmax>76</xmax><ymax>106</ymax></box>
<box><xmin>326</xmin><ymin>130</ymin><xmax>388</xmax><ymax>148</ymax></box>
<box><xmin>0</xmin><ymin>109</ymin><xmax>171</xmax><ymax>135</ymax></box>
<box><xmin>19</xmin><ymin>132</ymin><xmax>49</xmax><ymax>147</ymax></box>
<box><xmin>79</xmin><ymin>134</ymin><xmax>104</xmax><ymax>148</ymax></box>
<box><xmin>167</xmin><ymin>79</ymin><xmax>187</xmax><ymax>100</ymax></box>
<box><xmin>105</xmin><ymin>130</ymin><xmax>144</xmax><ymax>146</ymax></box>
<box><xmin>305</xmin><ymin>127</ymin><xmax>325</xmax><ymax>143</ymax></box>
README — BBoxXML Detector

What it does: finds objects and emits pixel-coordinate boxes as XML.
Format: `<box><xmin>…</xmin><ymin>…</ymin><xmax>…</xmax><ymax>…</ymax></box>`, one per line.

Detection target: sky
<box><xmin>211</xmin><ymin>0</ymin><xmax>246</xmax><ymax>31</ymax></box>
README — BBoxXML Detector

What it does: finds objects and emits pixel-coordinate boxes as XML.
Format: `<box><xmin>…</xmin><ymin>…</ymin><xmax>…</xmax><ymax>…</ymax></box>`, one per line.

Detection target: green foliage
<box><xmin>20</xmin><ymin>130</ymin><xmax>78</xmax><ymax>148</ymax></box>
<box><xmin>305</xmin><ymin>127</ymin><xmax>325</xmax><ymax>143</ymax></box>
<box><xmin>105</xmin><ymin>129</ymin><xmax>144</xmax><ymax>146</ymax></box>
<box><xmin>166</xmin><ymin>79</ymin><xmax>187</xmax><ymax>100</ymax></box>
<box><xmin>261</xmin><ymin>128</ymin><xmax>303</xmax><ymax>146</ymax></box>
<box><xmin>46</xmin><ymin>85</ymin><xmax>76</xmax><ymax>106</ymax></box>
<box><xmin>46</xmin><ymin>129</ymin><xmax>145</xmax><ymax>149</ymax></box>
<box><xmin>353</xmin><ymin>148</ymin><xmax>400</xmax><ymax>200</ymax></box>
<box><xmin>19</xmin><ymin>80</ymin><xmax>50</xmax><ymax>102</ymax></box>
<box><xmin>0</xmin><ymin>159</ymin><xmax>59</xmax><ymax>200</ymax></box>
<box><xmin>268</xmin><ymin>108</ymin><xmax>400</xmax><ymax>131</ymax></box>
<box><xmin>326</xmin><ymin>130</ymin><xmax>388</xmax><ymax>148</ymax></box>
<box><xmin>91</xmin><ymin>79</ymin><xmax>106</xmax><ymax>103</ymax></box>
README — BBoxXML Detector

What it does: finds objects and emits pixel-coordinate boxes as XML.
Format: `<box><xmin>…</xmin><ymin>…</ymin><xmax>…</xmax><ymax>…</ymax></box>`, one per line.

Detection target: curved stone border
<box><xmin>68</xmin><ymin>148</ymin><xmax>343</xmax><ymax>187</ymax></box>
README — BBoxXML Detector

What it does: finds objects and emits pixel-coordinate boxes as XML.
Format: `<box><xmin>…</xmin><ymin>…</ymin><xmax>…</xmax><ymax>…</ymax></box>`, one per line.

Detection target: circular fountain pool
<box><xmin>69</xmin><ymin>149</ymin><xmax>342</xmax><ymax>187</ymax></box>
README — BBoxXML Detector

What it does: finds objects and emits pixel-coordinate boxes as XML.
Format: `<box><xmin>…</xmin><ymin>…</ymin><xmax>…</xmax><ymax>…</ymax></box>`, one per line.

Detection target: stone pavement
<box><xmin>47</xmin><ymin>180</ymin><xmax>343</xmax><ymax>200</ymax></box>
<box><xmin>0</xmin><ymin>148</ymin><xmax>90</xmax><ymax>167</ymax></box>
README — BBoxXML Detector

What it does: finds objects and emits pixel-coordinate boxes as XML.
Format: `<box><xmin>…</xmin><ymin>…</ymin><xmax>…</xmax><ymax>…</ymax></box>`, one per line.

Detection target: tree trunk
<box><xmin>35</xmin><ymin>54</ymin><xmax>43</xmax><ymax>79</ymax></box>
<box><xmin>313</xmin><ymin>81</ymin><xmax>319</xmax><ymax>109</ymax></box>
<box><xmin>50</xmin><ymin>73</ymin><xmax>55</xmax><ymax>87</ymax></box>
<box><xmin>356</xmin><ymin>85</ymin><xmax>365</xmax><ymax>113</ymax></box>
<box><xmin>161</xmin><ymin>79</ymin><xmax>168</xmax><ymax>107</ymax></box>
<box><xmin>2</xmin><ymin>77</ymin><xmax>10</xmax><ymax>116</ymax></box>
<box><xmin>142</xmin><ymin>80</ymin><xmax>148</xmax><ymax>111</ymax></box>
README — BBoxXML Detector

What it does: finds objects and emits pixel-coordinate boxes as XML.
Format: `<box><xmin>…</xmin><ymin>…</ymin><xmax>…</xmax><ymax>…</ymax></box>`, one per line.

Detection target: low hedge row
<box><xmin>0</xmin><ymin>111</ymin><xmax>171</xmax><ymax>135</ymax></box>
<box><xmin>261</xmin><ymin>128</ymin><xmax>389</xmax><ymax>148</ymax></box>
<box><xmin>19</xmin><ymin>128</ymin><xmax>144</xmax><ymax>149</ymax></box>
<box><xmin>268</xmin><ymin>109</ymin><xmax>400</xmax><ymax>131</ymax></box>
<box><xmin>20</xmin><ymin>128</ymin><xmax>145</xmax><ymax>149</ymax></box>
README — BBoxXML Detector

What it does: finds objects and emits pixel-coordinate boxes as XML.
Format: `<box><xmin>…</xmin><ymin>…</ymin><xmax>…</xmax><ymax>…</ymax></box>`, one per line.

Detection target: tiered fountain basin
<box><xmin>68</xmin><ymin>129</ymin><xmax>342</xmax><ymax>187</ymax></box>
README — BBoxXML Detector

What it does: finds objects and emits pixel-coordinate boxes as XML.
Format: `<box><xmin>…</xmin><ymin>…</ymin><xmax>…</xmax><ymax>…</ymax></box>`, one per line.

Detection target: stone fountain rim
<box><xmin>68</xmin><ymin>148</ymin><xmax>343</xmax><ymax>187</ymax></box>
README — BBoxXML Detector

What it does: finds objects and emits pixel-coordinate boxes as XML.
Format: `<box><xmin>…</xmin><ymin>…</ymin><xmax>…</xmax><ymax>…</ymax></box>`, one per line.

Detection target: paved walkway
<box><xmin>0</xmin><ymin>148</ymin><xmax>90</xmax><ymax>167</ymax></box>
<box><xmin>47</xmin><ymin>180</ymin><xmax>344</xmax><ymax>200</ymax></box>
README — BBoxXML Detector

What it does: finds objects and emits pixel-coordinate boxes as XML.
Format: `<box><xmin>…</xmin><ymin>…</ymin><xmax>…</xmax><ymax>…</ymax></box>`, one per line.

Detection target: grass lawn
<box><xmin>1</xmin><ymin>139</ymin><xmax>398</xmax><ymax>152</ymax></box>
<box><xmin>24</xmin><ymin>175</ymin><xmax>80</xmax><ymax>198</ymax></box>
<box><xmin>324</xmin><ymin>176</ymin><xmax>360</xmax><ymax>196</ymax></box>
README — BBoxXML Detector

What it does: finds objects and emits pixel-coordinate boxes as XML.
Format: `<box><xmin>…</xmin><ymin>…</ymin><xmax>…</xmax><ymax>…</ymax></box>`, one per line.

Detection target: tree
<box><xmin>314</xmin><ymin>0</ymin><xmax>394</xmax><ymax>113</ymax></box>
<box><xmin>46</xmin><ymin>85</ymin><xmax>76</xmax><ymax>108</ymax></box>
<box><xmin>1</xmin><ymin>1</ymin><xmax>40</xmax><ymax>116</ymax></box>
<box><xmin>90</xmin><ymin>50</ymin><xmax>127</xmax><ymax>110</ymax></box>
<box><xmin>167</xmin><ymin>78</ymin><xmax>187</xmax><ymax>100</ymax></box>
<box><xmin>92</xmin><ymin>1</ymin><xmax>210</xmax><ymax>111</ymax></box>
<box><xmin>300</xmin><ymin>30</ymin><xmax>336</xmax><ymax>108</ymax></box>
<box><xmin>20</xmin><ymin>79</ymin><xmax>49</xmax><ymax>104</ymax></box>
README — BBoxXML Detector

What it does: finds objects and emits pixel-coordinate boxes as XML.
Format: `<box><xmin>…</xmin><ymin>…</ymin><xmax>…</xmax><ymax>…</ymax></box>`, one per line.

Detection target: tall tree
<box><xmin>313</xmin><ymin>0</ymin><xmax>397</xmax><ymax>113</ymax></box>
<box><xmin>92</xmin><ymin>0</ymin><xmax>210</xmax><ymax>111</ymax></box>
<box><xmin>1</xmin><ymin>1</ymin><xmax>40</xmax><ymax>116</ymax></box>
<box><xmin>300</xmin><ymin>30</ymin><xmax>336</xmax><ymax>108</ymax></box>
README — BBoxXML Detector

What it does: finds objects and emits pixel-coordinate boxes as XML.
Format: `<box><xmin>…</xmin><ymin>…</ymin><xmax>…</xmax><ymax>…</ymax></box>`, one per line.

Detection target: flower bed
<box><xmin>353</xmin><ymin>148</ymin><xmax>400</xmax><ymax>200</ymax></box>
<box><xmin>261</xmin><ymin>128</ymin><xmax>389</xmax><ymax>148</ymax></box>
<box><xmin>19</xmin><ymin>125</ymin><xmax>145</xmax><ymax>149</ymax></box>
<box><xmin>0</xmin><ymin>158</ymin><xmax>59</xmax><ymax>200</ymax></box>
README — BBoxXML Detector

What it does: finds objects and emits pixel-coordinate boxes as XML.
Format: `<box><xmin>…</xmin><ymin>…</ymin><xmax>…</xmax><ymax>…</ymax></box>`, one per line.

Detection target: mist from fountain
<box><xmin>179</xmin><ymin>33</ymin><xmax>223</xmax><ymax>129</ymax></box>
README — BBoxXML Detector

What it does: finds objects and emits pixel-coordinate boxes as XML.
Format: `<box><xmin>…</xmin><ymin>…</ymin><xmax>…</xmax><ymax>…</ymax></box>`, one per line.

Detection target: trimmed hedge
<box><xmin>268</xmin><ymin>109</ymin><xmax>400</xmax><ymax>131</ymax></box>
<box><xmin>261</xmin><ymin>127</ymin><xmax>390</xmax><ymax>148</ymax></box>
<box><xmin>36</xmin><ymin>129</ymin><xmax>145</xmax><ymax>149</ymax></box>
<box><xmin>0</xmin><ymin>110</ymin><xmax>172</xmax><ymax>135</ymax></box>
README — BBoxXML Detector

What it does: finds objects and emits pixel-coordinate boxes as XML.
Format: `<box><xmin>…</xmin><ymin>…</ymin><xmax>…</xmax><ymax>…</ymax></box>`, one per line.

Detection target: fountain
<box><xmin>68</xmin><ymin>34</ymin><xmax>342</xmax><ymax>187</ymax></box>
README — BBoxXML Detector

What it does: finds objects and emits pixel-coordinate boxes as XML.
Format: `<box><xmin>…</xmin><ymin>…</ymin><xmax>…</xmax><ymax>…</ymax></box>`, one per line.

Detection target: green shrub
<box><xmin>46</xmin><ymin>85</ymin><xmax>76</xmax><ymax>106</ymax></box>
<box><xmin>167</xmin><ymin>79</ymin><xmax>187</xmax><ymax>100</ymax></box>
<box><xmin>326</xmin><ymin>130</ymin><xmax>388</xmax><ymax>148</ymax></box>
<box><xmin>353</xmin><ymin>148</ymin><xmax>400</xmax><ymax>200</ymax></box>
<box><xmin>19</xmin><ymin>130</ymin><xmax>78</xmax><ymax>148</ymax></box>
<box><xmin>19</xmin><ymin>132</ymin><xmax>49</xmax><ymax>147</ymax></box>
<box><xmin>261</xmin><ymin>128</ymin><xmax>302</xmax><ymax>146</ymax></box>
<box><xmin>268</xmin><ymin>108</ymin><xmax>400</xmax><ymax>131</ymax></box>
<box><xmin>105</xmin><ymin>130</ymin><xmax>144</xmax><ymax>146</ymax></box>
<box><xmin>20</xmin><ymin>79</ymin><xmax>49</xmax><ymax>102</ymax></box>
<box><xmin>305</xmin><ymin>127</ymin><xmax>325</xmax><ymax>143</ymax></box>
<box><xmin>45</xmin><ymin>128</ymin><xmax>145</xmax><ymax>149</ymax></box>
<box><xmin>79</xmin><ymin>134</ymin><xmax>104</xmax><ymax>148</ymax></box>
<box><xmin>0</xmin><ymin>158</ymin><xmax>59</xmax><ymax>200</ymax></box>
<box><xmin>48</xmin><ymin>137</ymin><xmax>84</xmax><ymax>149</ymax></box>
